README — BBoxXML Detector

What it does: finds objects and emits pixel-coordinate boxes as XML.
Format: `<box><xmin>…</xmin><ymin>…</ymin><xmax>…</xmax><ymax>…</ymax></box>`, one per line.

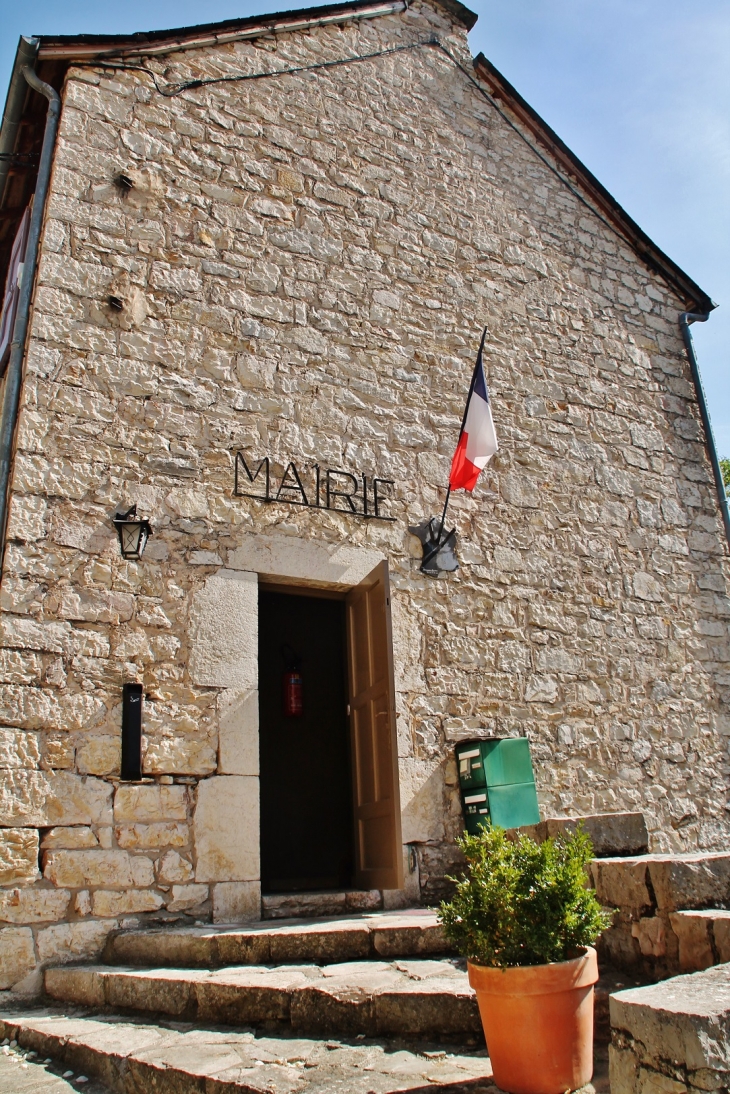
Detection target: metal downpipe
<box><xmin>0</xmin><ymin>37</ymin><xmax>40</xmax><ymax>207</ymax></box>
<box><xmin>679</xmin><ymin>311</ymin><xmax>730</xmax><ymax>549</ymax></box>
<box><xmin>0</xmin><ymin>67</ymin><xmax>60</xmax><ymax>563</ymax></box>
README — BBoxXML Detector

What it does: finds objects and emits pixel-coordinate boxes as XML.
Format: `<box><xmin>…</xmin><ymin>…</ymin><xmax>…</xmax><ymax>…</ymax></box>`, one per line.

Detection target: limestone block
<box><xmin>194</xmin><ymin>776</ymin><xmax>259</xmax><ymax>883</ymax></box>
<box><xmin>227</xmin><ymin>534</ymin><xmax>385</xmax><ymax>588</ymax></box>
<box><xmin>40</xmin><ymin>733</ymin><xmax>75</xmax><ymax>770</ymax></box>
<box><xmin>36</xmin><ymin>919</ymin><xmax>111</xmax><ymax>964</ymax></box>
<box><xmin>0</xmin><ymin>926</ymin><xmax>36</xmax><ymax>989</ymax></box>
<box><xmin>399</xmin><ymin>757</ymin><xmax>445</xmax><ymax>844</ymax></box>
<box><xmin>75</xmin><ymin>890</ymin><xmax>92</xmax><ymax>916</ymax></box>
<box><xmin>590</xmin><ymin>857</ymin><xmax>652</xmax><ymax>912</ymax></box>
<box><xmin>714</xmin><ymin>916</ymin><xmax>730</xmax><ymax>964</ymax></box>
<box><xmin>0</xmin><ymin>648</ymin><xmax>43</xmax><ymax>685</ymax></box>
<box><xmin>218</xmin><ymin>689</ymin><xmax>259</xmax><ymax>776</ymax></box>
<box><xmin>93</xmin><ymin>889</ymin><xmax>165</xmax><ymax>916</ymax></box>
<box><xmin>0</xmin><ymin>770</ymin><xmax>112</xmax><ymax>827</ymax></box>
<box><xmin>212</xmin><ymin>881</ymin><xmax>261</xmax><ymax>923</ymax></box>
<box><xmin>0</xmin><ymin>828</ymin><xmax>39</xmax><ymax>885</ymax></box>
<box><xmin>43</xmin><ymin>849</ymin><xmax>155</xmax><ymax>888</ymax></box>
<box><xmin>0</xmin><ymin>727</ymin><xmax>41</xmax><ymax>767</ymax></box>
<box><xmin>631</xmin><ymin>917</ymin><xmax>666</xmax><ymax>957</ymax></box>
<box><xmin>45</xmin><ymin>965</ymin><xmax>105</xmax><ymax>1007</ymax></box>
<box><xmin>143</xmin><ymin>734</ymin><xmax>216</xmax><ymax>776</ymax></box>
<box><xmin>647</xmin><ymin>854</ymin><xmax>730</xmax><ymax>912</ymax></box>
<box><xmin>76</xmin><ymin>735</ymin><xmax>120</xmax><ymax>776</ymax></box>
<box><xmin>0</xmin><ymin>887</ymin><xmax>71</xmax><ymax>923</ymax></box>
<box><xmin>189</xmin><ymin>569</ymin><xmax>257</xmax><ymax>688</ymax></box>
<box><xmin>669</xmin><ymin>911</ymin><xmax>715</xmax><ymax>972</ymax></box>
<box><xmin>0</xmin><ymin>615</ymin><xmax>71</xmax><ymax>654</ymax></box>
<box><xmin>56</xmin><ymin>587</ymin><xmax>134</xmax><ymax>624</ymax></box>
<box><xmin>113</xmin><ymin>784</ymin><xmax>188</xmax><ymax>824</ymax></box>
<box><xmin>115</xmin><ymin>822</ymin><xmax>188</xmax><ymax>849</ymax></box>
<box><xmin>610</xmin><ymin>965</ymin><xmax>730</xmax><ymax>1074</ymax></box>
<box><xmin>167</xmin><ymin>884</ymin><xmax>209</xmax><ymax>912</ymax></box>
<box><xmin>41</xmin><ymin>826</ymin><xmax>98</xmax><ymax>850</ymax></box>
<box><xmin>607</xmin><ymin>1044</ymin><xmax>640</xmax><ymax>1094</ymax></box>
<box><xmin>158</xmin><ymin>850</ymin><xmax>193</xmax><ymax>884</ymax></box>
<box><xmin>519</xmin><ymin>813</ymin><xmax>649</xmax><ymax>857</ymax></box>
<box><xmin>6</xmin><ymin>494</ymin><xmax>47</xmax><ymax>541</ymax></box>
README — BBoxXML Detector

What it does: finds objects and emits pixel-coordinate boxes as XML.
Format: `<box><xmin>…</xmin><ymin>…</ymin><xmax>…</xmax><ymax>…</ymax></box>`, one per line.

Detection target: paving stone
<box><xmin>0</xmin><ymin>1049</ymin><xmax>110</xmax><ymax>1094</ymax></box>
<box><xmin>0</xmin><ymin>1009</ymin><xmax>496</xmax><ymax>1093</ymax></box>
<box><xmin>105</xmin><ymin>909</ymin><xmax>449</xmax><ymax>968</ymax></box>
<box><xmin>45</xmin><ymin>956</ymin><xmax>481</xmax><ymax>1039</ymax></box>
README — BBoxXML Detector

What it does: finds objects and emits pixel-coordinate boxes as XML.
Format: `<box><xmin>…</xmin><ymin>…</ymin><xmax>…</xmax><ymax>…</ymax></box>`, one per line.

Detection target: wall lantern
<box><xmin>112</xmin><ymin>505</ymin><xmax>152</xmax><ymax>559</ymax></box>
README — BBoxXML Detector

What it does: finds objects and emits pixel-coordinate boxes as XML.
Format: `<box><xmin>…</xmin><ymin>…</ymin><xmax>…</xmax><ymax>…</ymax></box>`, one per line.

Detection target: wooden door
<box><xmin>346</xmin><ymin>561</ymin><xmax>404</xmax><ymax>890</ymax></box>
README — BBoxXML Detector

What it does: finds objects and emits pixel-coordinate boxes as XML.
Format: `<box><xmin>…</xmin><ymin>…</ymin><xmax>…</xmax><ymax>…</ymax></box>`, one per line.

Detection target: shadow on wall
<box><xmin>401</xmin><ymin>754</ymin><xmax>466</xmax><ymax>905</ymax></box>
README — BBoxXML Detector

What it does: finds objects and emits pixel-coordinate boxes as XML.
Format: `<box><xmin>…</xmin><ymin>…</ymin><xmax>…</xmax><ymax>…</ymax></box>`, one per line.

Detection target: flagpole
<box><xmin>421</xmin><ymin>327</ymin><xmax>490</xmax><ymax>571</ymax></box>
<box><xmin>438</xmin><ymin>485</ymin><xmax>452</xmax><ymax>541</ymax></box>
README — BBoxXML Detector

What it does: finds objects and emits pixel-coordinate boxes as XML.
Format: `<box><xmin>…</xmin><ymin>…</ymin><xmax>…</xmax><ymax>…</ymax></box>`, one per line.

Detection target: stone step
<box><xmin>590</xmin><ymin>851</ymin><xmax>730</xmax><ymax>977</ymax></box>
<box><xmin>262</xmin><ymin>889</ymin><xmax>384</xmax><ymax>920</ymax></box>
<box><xmin>45</xmin><ymin>957</ymin><xmax>482</xmax><ymax>1041</ymax></box>
<box><xmin>105</xmin><ymin>909</ymin><xmax>450</xmax><ymax>969</ymax></box>
<box><xmin>517</xmin><ymin>812</ymin><xmax>649</xmax><ymax>858</ymax></box>
<box><xmin>668</xmin><ymin>909</ymin><xmax>730</xmax><ymax>972</ymax></box>
<box><xmin>609</xmin><ymin>963</ymin><xmax>730</xmax><ymax>1094</ymax></box>
<box><xmin>0</xmin><ymin>1009</ymin><xmax>496</xmax><ymax>1093</ymax></box>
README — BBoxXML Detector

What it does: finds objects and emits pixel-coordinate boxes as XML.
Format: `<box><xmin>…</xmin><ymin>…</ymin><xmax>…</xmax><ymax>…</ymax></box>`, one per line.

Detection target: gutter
<box><xmin>0</xmin><ymin>37</ymin><xmax>40</xmax><ymax>208</ymax></box>
<box><xmin>679</xmin><ymin>312</ymin><xmax>730</xmax><ymax>550</ymax></box>
<box><xmin>37</xmin><ymin>1</ymin><xmax>408</xmax><ymax>60</ymax></box>
<box><xmin>0</xmin><ymin>67</ymin><xmax>60</xmax><ymax>561</ymax></box>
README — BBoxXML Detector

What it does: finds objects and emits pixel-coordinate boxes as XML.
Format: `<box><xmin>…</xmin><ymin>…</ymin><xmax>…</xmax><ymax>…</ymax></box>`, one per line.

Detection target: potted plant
<box><xmin>439</xmin><ymin>825</ymin><xmax>612</xmax><ymax>1094</ymax></box>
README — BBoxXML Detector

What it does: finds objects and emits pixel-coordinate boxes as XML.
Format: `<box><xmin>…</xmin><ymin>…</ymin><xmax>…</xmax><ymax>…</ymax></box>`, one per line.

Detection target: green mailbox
<box><xmin>455</xmin><ymin>737</ymin><xmax>540</xmax><ymax>833</ymax></box>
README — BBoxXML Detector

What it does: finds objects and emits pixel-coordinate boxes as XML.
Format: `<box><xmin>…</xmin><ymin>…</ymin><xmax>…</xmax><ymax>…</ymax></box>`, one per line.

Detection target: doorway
<box><xmin>258</xmin><ymin>587</ymin><xmax>353</xmax><ymax>892</ymax></box>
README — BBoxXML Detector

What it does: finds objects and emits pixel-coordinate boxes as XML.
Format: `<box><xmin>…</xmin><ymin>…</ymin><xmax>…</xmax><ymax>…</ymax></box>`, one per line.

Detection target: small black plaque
<box><xmin>121</xmin><ymin>682</ymin><xmax>143</xmax><ymax>781</ymax></box>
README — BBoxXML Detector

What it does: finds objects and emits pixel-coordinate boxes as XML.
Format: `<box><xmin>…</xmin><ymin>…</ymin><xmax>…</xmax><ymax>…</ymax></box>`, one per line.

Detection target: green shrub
<box><xmin>439</xmin><ymin>826</ymin><xmax>612</xmax><ymax>968</ymax></box>
<box><xmin>721</xmin><ymin>457</ymin><xmax>730</xmax><ymax>490</ymax></box>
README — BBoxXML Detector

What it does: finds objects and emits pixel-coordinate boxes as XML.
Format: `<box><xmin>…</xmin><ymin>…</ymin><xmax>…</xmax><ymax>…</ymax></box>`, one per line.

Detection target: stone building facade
<box><xmin>0</xmin><ymin>0</ymin><xmax>728</xmax><ymax>993</ymax></box>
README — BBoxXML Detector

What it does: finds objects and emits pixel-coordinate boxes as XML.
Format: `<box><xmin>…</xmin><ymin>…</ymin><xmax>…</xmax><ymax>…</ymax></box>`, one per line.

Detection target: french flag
<box><xmin>449</xmin><ymin>328</ymin><xmax>499</xmax><ymax>492</ymax></box>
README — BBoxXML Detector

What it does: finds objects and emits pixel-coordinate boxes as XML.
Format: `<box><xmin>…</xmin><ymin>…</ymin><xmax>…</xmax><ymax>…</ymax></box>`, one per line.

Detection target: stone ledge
<box><xmin>104</xmin><ymin>909</ymin><xmax>449</xmax><ymax>967</ymax></box>
<box><xmin>609</xmin><ymin>963</ymin><xmax>730</xmax><ymax>1094</ymax></box>
<box><xmin>517</xmin><ymin>812</ymin><xmax>649</xmax><ymax>858</ymax></box>
<box><xmin>45</xmin><ymin>957</ymin><xmax>481</xmax><ymax>1040</ymax></box>
<box><xmin>0</xmin><ymin>1010</ymin><xmax>495</xmax><ymax>1093</ymax></box>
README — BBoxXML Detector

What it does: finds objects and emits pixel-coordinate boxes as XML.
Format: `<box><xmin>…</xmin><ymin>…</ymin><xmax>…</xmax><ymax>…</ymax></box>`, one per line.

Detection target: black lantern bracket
<box><xmin>409</xmin><ymin>517</ymin><xmax>458</xmax><ymax>576</ymax></box>
<box><xmin>112</xmin><ymin>504</ymin><xmax>152</xmax><ymax>560</ymax></box>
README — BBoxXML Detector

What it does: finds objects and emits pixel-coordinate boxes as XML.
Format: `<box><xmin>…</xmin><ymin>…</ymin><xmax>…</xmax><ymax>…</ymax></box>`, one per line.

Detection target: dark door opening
<box><xmin>259</xmin><ymin>587</ymin><xmax>353</xmax><ymax>893</ymax></box>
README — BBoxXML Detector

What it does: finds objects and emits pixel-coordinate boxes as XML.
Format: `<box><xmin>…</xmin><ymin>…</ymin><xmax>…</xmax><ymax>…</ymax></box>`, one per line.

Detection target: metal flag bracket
<box><xmin>409</xmin><ymin>517</ymin><xmax>459</xmax><ymax>576</ymax></box>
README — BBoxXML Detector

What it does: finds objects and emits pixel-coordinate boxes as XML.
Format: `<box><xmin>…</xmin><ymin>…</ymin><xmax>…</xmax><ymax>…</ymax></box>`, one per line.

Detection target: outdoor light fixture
<box><xmin>112</xmin><ymin>504</ymin><xmax>152</xmax><ymax>559</ymax></box>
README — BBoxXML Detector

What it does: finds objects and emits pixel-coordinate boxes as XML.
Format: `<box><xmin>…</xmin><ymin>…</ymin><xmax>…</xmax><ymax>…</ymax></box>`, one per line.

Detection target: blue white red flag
<box><xmin>449</xmin><ymin>328</ymin><xmax>499</xmax><ymax>492</ymax></box>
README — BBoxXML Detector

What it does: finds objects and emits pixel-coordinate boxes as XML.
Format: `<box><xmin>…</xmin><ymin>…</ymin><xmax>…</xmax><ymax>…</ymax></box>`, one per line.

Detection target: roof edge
<box><xmin>36</xmin><ymin>0</ymin><xmax>476</xmax><ymax>60</ymax></box>
<box><xmin>473</xmin><ymin>53</ymin><xmax>715</xmax><ymax>315</ymax></box>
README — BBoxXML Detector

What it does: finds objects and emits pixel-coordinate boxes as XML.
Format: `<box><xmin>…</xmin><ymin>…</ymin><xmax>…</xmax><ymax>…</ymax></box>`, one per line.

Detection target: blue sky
<box><xmin>1</xmin><ymin>0</ymin><xmax>728</xmax><ymax>450</ymax></box>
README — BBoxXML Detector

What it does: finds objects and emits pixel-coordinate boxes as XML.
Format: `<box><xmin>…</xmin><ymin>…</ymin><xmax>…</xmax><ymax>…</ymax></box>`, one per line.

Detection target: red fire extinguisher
<box><xmin>281</xmin><ymin>645</ymin><xmax>303</xmax><ymax>718</ymax></box>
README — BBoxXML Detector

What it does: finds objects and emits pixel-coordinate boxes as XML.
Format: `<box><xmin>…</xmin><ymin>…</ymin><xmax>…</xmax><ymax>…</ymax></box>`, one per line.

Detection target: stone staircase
<box><xmin>0</xmin><ymin>910</ymin><xmax>502</xmax><ymax>1093</ymax></box>
<box><xmin>42</xmin><ymin>910</ymin><xmax>480</xmax><ymax>1041</ymax></box>
<box><xmin>3</xmin><ymin>827</ymin><xmax>729</xmax><ymax>1093</ymax></box>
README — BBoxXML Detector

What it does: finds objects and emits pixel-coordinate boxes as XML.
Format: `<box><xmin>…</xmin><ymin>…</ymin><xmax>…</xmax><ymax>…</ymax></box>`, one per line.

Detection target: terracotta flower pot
<box><xmin>467</xmin><ymin>946</ymin><xmax>598</xmax><ymax>1094</ymax></box>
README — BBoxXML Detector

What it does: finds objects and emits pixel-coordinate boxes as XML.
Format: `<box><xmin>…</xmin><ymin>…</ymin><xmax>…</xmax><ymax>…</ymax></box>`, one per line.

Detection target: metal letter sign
<box><xmin>234</xmin><ymin>453</ymin><xmax>395</xmax><ymax>522</ymax></box>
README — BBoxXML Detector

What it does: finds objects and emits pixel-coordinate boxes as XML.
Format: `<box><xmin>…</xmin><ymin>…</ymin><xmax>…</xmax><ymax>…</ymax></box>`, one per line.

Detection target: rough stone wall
<box><xmin>0</xmin><ymin>0</ymin><xmax>729</xmax><ymax>989</ymax></box>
